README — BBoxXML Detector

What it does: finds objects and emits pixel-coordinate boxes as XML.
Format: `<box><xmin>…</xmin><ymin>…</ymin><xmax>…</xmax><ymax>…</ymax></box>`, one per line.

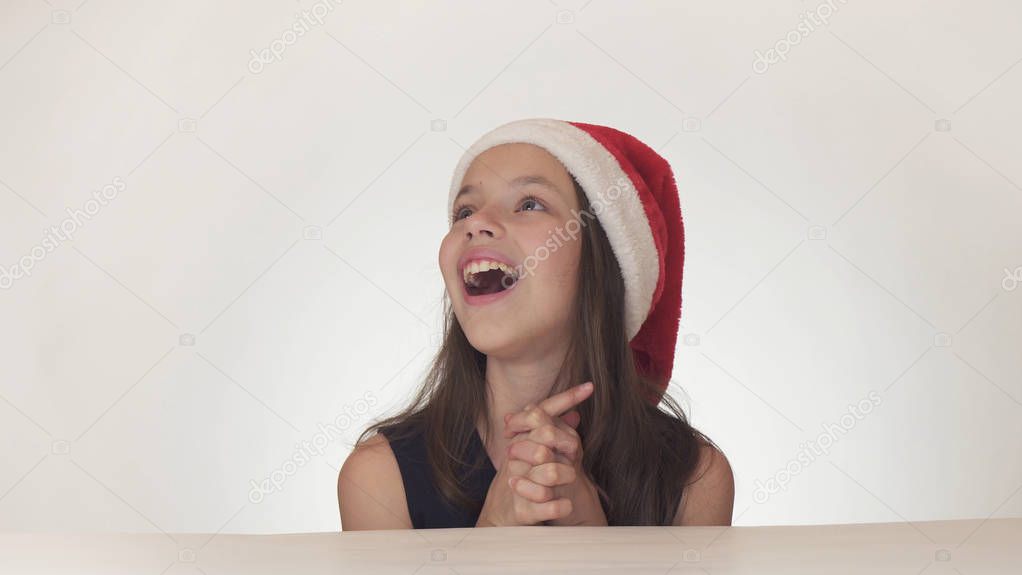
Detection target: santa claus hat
<box><xmin>448</xmin><ymin>118</ymin><xmax>684</xmax><ymax>406</ymax></box>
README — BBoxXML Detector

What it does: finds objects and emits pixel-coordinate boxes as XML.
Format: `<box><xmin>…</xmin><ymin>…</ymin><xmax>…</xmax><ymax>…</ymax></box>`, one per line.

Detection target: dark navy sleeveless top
<box><xmin>380</xmin><ymin>423</ymin><xmax>497</xmax><ymax>529</ymax></box>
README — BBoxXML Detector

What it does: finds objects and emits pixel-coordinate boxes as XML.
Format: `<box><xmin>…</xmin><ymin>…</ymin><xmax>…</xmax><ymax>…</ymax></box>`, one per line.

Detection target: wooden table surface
<box><xmin>1</xmin><ymin>518</ymin><xmax>1018</xmax><ymax>574</ymax></box>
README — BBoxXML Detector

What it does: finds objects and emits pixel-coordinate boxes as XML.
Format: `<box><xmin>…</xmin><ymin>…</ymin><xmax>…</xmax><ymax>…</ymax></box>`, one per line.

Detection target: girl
<box><xmin>338</xmin><ymin>118</ymin><xmax>734</xmax><ymax>529</ymax></box>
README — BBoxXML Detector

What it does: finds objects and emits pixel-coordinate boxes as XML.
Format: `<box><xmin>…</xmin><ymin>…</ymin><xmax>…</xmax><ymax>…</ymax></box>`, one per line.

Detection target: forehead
<box><xmin>457</xmin><ymin>143</ymin><xmax>576</xmax><ymax>204</ymax></box>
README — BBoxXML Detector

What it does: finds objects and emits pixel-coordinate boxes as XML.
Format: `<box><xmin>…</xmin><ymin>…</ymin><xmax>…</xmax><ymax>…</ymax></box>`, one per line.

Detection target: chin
<box><xmin>459</xmin><ymin>318</ymin><xmax>518</xmax><ymax>354</ymax></box>
<box><xmin>446</xmin><ymin>279</ymin><xmax>570</xmax><ymax>356</ymax></box>
<box><xmin>463</xmin><ymin>316</ymin><xmax>570</xmax><ymax>364</ymax></box>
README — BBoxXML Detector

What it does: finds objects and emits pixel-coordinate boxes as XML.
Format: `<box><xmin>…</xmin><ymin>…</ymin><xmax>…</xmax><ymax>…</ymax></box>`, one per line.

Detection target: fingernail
<box><xmin>582</xmin><ymin>382</ymin><xmax>593</xmax><ymax>391</ymax></box>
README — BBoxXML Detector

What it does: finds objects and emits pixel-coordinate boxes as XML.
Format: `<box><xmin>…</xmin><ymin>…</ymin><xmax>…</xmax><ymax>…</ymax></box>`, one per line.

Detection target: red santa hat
<box><xmin>448</xmin><ymin>118</ymin><xmax>684</xmax><ymax>406</ymax></box>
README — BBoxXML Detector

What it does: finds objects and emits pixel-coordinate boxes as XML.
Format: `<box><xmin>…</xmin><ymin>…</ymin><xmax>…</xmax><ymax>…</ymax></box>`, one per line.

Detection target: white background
<box><xmin>1</xmin><ymin>0</ymin><xmax>1020</xmax><ymax>536</ymax></box>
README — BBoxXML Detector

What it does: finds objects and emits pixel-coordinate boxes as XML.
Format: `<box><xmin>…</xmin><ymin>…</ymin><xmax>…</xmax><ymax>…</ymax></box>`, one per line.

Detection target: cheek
<box><xmin>531</xmin><ymin>244</ymin><xmax>580</xmax><ymax>328</ymax></box>
<box><xmin>550</xmin><ymin>244</ymin><xmax>580</xmax><ymax>291</ymax></box>
<box><xmin>438</xmin><ymin>231</ymin><xmax>457</xmax><ymax>265</ymax></box>
<box><xmin>528</xmin><ymin>230</ymin><xmax>580</xmax><ymax>290</ymax></box>
<box><xmin>437</xmin><ymin>233</ymin><xmax>459</xmax><ymax>285</ymax></box>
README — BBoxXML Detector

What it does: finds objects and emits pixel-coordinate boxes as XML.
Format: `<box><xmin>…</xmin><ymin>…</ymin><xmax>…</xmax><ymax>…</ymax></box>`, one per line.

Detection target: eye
<box><xmin>451</xmin><ymin>194</ymin><xmax>546</xmax><ymax>223</ymax></box>
<box><xmin>452</xmin><ymin>204</ymin><xmax>472</xmax><ymax>221</ymax></box>
<box><xmin>518</xmin><ymin>195</ymin><xmax>546</xmax><ymax>213</ymax></box>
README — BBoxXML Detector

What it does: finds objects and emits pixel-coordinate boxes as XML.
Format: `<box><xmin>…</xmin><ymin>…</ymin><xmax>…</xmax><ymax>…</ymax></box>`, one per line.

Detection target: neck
<box><xmin>476</xmin><ymin>339</ymin><xmax>572</xmax><ymax>465</ymax></box>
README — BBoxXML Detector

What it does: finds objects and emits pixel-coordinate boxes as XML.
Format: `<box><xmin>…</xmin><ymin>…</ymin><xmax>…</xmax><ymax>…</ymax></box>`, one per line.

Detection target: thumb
<box><xmin>560</xmin><ymin>410</ymin><xmax>581</xmax><ymax>429</ymax></box>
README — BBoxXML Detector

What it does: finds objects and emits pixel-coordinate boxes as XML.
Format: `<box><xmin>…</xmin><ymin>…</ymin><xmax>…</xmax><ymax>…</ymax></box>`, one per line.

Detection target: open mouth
<box><xmin>463</xmin><ymin>262</ymin><xmax>519</xmax><ymax>297</ymax></box>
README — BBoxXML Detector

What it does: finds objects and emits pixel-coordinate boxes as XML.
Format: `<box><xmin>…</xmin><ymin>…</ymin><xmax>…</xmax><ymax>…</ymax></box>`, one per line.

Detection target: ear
<box><xmin>560</xmin><ymin>410</ymin><xmax>581</xmax><ymax>429</ymax></box>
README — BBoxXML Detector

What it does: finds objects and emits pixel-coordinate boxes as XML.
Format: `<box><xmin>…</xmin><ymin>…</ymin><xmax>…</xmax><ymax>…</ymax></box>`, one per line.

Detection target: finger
<box><xmin>504</xmin><ymin>414</ymin><xmax>579</xmax><ymax>445</ymax></box>
<box><xmin>504</xmin><ymin>461</ymin><xmax>535</xmax><ymax>484</ymax></box>
<box><xmin>539</xmin><ymin>382</ymin><xmax>594</xmax><ymax>418</ymax></box>
<box><xmin>504</xmin><ymin>410</ymin><xmax>547</xmax><ymax>438</ymax></box>
<box><xmin>502</xmin><ymin>383</ymin><xmax>593</xmax><ymax>438</ymax></box>
<box><xmin>507</xmin><ymin>439</ymin><xmax>572</xmax><ymax>468</ymax></box>
<box><xmin>524</xmin><ymin>497</ymin><xmax>573</xmax><ymax>523</ymax></box>
<box><xmin>509</xmin><ymin>476</ymin><xmax>554</xmax><ymax>503</ymax></box>
<box><xmin>507</xmin><ymin>439</ymin><xmax>558</xmax><ymax>466</ymax></box>
<box><xmin>503</xmin><ymin>404</ymin><xmax>562</xmax><ymax>438</ymax></box>
<box><xmin>526</xmin><ymin>462</ymin><xmax>576</xmax><ymax>487</ymax></box>
<box><xmin>504</xmin><ymin>411</ymin><xmax>543</xmax><ymax>438</ymax></box>
<box><xmin>508</xmin><ymin>434</ymin><xmax>577</xmax><ymax>466</ymax></box>
<box><xmin>524</xmin><ymin>423</ymin><xmax>581</xmax><ymax>462</ymax></box>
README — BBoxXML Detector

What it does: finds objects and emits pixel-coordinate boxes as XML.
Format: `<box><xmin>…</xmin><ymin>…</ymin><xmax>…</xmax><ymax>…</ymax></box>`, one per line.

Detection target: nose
<box><xmin>464</xmin><ymin>207</ymin><xmax>503</xmax><ymax>241</ymax></box>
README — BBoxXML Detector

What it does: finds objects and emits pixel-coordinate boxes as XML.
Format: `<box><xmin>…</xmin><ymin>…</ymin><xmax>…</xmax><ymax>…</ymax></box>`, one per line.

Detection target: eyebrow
<box><xmin>454</xmin><ymin>174</ymin><xmax>562</xmax><ymax>203</ymax></box>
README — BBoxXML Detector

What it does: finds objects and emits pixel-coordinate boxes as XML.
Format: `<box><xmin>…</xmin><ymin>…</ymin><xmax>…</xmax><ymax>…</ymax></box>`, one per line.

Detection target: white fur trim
<box><xmin>448</xmin><ymin>118</ymin><xmax>658</xmax><ymax>340</ymax></box>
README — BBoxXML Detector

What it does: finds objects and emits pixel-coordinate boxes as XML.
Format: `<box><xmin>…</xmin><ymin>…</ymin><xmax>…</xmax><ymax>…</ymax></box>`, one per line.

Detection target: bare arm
<box><xmin>672</xmin><ymin>442</ymin><xmax>735</xmax><ymax>526</ymax></box>
<box><xmin>337</xmin><ymin>434</ymin><xmax>414</xmax><ymax>531</ymax></box>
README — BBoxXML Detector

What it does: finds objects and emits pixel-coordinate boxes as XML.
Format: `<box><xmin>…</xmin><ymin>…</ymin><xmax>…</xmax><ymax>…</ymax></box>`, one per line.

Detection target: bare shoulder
<box><xmin>672</xmin><ymin>439</ymin><xmax>735</xmax><ymax>526</ymax></box>
<box><xmin>337</xmin><ymin>431</ymin><xmax>413</xmax><ymax>531</ymax></box>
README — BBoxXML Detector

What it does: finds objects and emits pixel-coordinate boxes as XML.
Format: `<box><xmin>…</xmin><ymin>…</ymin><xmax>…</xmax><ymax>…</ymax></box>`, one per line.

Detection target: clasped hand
<box><xmin>501</xmin><ymin>381</ymin><xmax>607</xmax><ymax>526</ymax></box>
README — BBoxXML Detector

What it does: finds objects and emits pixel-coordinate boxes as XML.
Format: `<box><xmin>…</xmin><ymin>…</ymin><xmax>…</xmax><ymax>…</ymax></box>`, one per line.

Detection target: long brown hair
<box><xmin>353</xmin><ymin>175</ymin><xmax>716</xmax><ymax>525</ymax></box>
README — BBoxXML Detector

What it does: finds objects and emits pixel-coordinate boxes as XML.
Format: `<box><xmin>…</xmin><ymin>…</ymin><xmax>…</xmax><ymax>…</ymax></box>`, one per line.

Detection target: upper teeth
<box><xmin>463</xmin><ymin>259</ymin><xmax>517</xmax><ymax>284</ymax></box>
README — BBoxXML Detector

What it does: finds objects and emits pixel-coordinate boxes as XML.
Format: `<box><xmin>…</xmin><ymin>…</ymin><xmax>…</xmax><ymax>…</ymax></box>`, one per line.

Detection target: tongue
<box><xmin>473</xmin><ymin>269</ymin><xmax>510</xmax><ymax>295</ymax></box>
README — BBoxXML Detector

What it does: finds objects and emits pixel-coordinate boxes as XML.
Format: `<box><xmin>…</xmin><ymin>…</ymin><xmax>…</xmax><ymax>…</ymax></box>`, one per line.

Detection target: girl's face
<box><xmin>439</xmin><ymin>143</ymin><xmax>582</xmax><ymax>359</ymax></box>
